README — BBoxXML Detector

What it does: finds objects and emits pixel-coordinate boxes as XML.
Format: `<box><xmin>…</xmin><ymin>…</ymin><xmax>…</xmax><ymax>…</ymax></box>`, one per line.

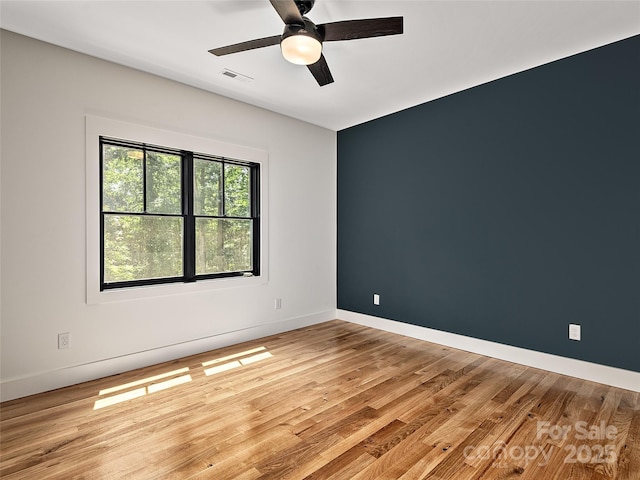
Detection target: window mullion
<box><xmin>183</xmin><ymin>152</ymin><xmax>196</xmax><ymax>281</ymax></box>
<box><xmin>220</xmin><ymin>160</ymin><xmax>226</xmax><ymax>217</ymax></box>
<box><xmin>142</xmin><ymin>148</ymin><xmax>147</xmax><ymax>213</ymax></box>
<box><xmin>251</xmin><ymin>165</ymin><xmax>260</xmax><ymax>276</ymax></box>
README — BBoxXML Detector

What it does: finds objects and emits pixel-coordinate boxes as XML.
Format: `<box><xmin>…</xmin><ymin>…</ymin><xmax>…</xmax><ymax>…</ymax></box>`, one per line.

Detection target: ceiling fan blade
<box><xmin>209</xmin><ymin>35</ymin><xmax>281</xmax><ymax>56</ymax></box>
<box><xmin>307</xmin><ymin>54</ymin><xmax>334</xmax><ymax>86</ymax></box>
<box><xmin>319</xmin><ymin>17</ymin><xmax>403</xmax><ymax>42</ymax></box>
<box><xmin>269</xmin><ymin>0</ymin><xmax>304</xmax><ymax>25</ymax></box>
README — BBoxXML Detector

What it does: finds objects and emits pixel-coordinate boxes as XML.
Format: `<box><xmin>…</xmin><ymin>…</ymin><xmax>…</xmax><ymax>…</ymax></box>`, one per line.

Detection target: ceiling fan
<box><xmin>209</xmin><ymin>0</ymin><xmax>403</xmax><ymax>86</ymax></box>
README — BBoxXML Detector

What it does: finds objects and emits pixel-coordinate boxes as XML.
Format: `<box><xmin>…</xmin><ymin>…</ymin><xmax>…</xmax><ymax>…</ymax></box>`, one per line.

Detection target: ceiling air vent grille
<box><xmin>220</xmin><ymin>69</ymin><xmax>253</xmax><ymax>83</ymax></box>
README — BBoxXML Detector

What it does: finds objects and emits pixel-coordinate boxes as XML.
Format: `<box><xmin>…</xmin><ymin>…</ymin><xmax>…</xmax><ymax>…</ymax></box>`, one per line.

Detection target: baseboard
<box><xmin>6</xmin><ymin>309</ymin><xmax>636</xmax><ymax>402</ymax></box>
<box><xmin>0</xmin><ymin>310</ymin><xmax>334</xmax><ymax>402</ymax></box>
<box><xmin>337</xmin><ymin>310</ymin><xmax>640</xmax><ymax>393</ymax></box>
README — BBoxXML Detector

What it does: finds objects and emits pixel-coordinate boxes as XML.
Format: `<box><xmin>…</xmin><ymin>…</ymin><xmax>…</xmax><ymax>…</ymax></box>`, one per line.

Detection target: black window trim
<box><xmin>99</xmin><ymin>136</ymin><xmax>260</xmax><ymax>291</ymax></box>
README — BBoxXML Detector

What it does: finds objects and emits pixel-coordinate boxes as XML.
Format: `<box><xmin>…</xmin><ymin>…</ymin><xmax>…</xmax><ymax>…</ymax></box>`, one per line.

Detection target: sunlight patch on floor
<box><xmin>240</xmin><ymin>351</ymin><xmax>272</xmax><ymax>365</ymax></box>
<box><xmin>204</xmin><ymin>349</ymin><xmax>273</xmax><ymax>376</ymax></box>
<box><xmin>93</xmin><ymin>387</ymin><xmax>147</xmax><ymax>410</ymax></box>
<box><xmin>147</xmin><ymin>373</ymin><xmax>192</xmax><ymax>394</ymax></box>
<box><xmin>201</xmin><ymin>346</ymin><xmax>267</xmax><ymax>366</ymax></box>
<box><xmin>99</xmin><ymin>367</ymin><xmax>190</xmax><ymax>396</ymax></box>
<box><xmin>205</xmin><ymin>360</ymin><xmax>242</xmax><ymax>376</ymax></box>
<box><xmin>93</xmin><ymin>346</ymin><xmax>273</xmax><ymax>410</ymax></box>
<box><xmin>94</xmin><ymin>371</ymin><xmax>192</xmax><ymax>410</ymax></box>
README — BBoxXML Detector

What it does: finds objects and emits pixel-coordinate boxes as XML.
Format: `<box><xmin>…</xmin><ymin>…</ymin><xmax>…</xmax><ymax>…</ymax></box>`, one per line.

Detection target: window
<box><xmin>86</xmin><ymin>116</ymin><xmax>268</xmax><ymax>303</ymax></box>
<box><xmin>100</xmin><ymin>137</ymin><xmax>260</xmax><ymax>290</ymax></box>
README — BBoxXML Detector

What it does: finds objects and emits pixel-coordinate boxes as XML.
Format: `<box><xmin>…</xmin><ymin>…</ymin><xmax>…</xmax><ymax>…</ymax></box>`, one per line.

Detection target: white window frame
<box><xmin>86</xmin><ymin>115</ymin><xmax>269</xmax><ymax>304</ymax></box>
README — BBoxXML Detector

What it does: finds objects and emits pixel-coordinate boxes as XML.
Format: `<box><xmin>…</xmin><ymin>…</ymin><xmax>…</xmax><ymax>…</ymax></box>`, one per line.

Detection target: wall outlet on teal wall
<box><xmin>569</xmin><ymin>324</ymin><xmax>581</xmax><ymax>341</ymax></box>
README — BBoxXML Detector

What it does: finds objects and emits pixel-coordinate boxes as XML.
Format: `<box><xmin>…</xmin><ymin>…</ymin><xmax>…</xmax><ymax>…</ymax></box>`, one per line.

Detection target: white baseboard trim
<box><xmin>338</xmin><ymin>310</ymin><xmax>640</xmax><ymax>393</ymax></box>
<box><xmin>1</xmin><ymin>310</ymin><xmax>334</xmax><ymax>402</ymax></box>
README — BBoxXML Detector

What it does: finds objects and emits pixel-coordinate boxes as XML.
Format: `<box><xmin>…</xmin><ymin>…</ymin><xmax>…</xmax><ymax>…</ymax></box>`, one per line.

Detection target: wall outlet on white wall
<box><xmin>58</xmin><ymin>332</ymin><xmax>70</xmax><ymax>349</ymax></box>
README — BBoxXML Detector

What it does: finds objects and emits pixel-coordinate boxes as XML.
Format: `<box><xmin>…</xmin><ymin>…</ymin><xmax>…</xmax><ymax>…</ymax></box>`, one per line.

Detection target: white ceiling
<box><xmin>2</xmin><ymin>1</ymin><xmax>639</xmax><ymax>131</ymax></box>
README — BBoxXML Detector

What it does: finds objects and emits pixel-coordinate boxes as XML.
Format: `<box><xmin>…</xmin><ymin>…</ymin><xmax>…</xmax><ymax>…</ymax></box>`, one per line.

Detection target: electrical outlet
<box><xmin>569</xmin><ymin>324</ymin><xmax>581</xmax><ymax>341</ymax></box>
<box><xmin>373</xmin><ymin>294</ymin><xmax>380</xmax><ymax>306</ymax></box>
<box><xmin>58</xmin><ymin>332</ymin><xmax>70</xmax><ymax>349</ymax></box>
<box><xmin>274</xmin><ymin>298</ymin><xmax>282</xmax><ymax>310</ymax></box>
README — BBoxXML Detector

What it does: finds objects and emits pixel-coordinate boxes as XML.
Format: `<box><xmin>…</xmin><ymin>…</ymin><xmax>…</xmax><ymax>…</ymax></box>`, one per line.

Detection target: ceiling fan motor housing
<box><xmin>281</xmin><ymin>18</ymin><xmax>323</xmax><ymax>44</ymax></box>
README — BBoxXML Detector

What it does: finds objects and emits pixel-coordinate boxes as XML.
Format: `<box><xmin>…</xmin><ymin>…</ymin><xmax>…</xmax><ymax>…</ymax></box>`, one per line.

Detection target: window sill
<box><xmin>88</xmin><ymin>274</ymin><xmax>267</xmax><ymax>304</ymax></box>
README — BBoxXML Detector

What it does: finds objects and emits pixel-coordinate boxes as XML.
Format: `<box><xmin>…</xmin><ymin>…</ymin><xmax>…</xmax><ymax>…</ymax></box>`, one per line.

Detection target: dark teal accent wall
<box><xmin>337</xmin><ymin>35</ymin><xmax>640</xmax><ymax>372</ymax></box>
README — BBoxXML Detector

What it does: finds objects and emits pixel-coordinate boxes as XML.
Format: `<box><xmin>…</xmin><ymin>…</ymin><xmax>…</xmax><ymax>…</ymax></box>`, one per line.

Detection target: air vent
<box><xmin>220</xmin><ymin>69</ymin><xmax>253</xmax><ymax>83</ymax></box>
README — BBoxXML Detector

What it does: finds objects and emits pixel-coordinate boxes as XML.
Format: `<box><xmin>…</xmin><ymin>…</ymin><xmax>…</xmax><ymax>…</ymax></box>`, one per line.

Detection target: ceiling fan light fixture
<box><xmin>281</xmin><ymin>24</ymin><xmax>322</xmax><ymax>65</ymax></box>
<box><xmin>210</xmin><ymin>0</ymin><xmax>404</xmax><ymax>87</ymax></box>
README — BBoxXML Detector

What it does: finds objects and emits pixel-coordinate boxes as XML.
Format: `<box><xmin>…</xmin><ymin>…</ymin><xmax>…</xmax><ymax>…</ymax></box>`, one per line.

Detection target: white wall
<box><xmin>0</xmin><ymin>30</ymin><xmax>337</xmax><ymax>401</ymax></box>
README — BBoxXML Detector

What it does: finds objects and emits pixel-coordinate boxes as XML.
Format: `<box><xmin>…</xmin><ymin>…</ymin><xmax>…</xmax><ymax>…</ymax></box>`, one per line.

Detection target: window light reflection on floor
<box><xmin>204</xmin><ymin>360</ymin><xmax>242</xmax><ymax>376</ymax></box>
<box><xmin>147</xmin><ymin>373</ymin><xmax>192</xmax><ymax>394</ymax></box>
<box><xmin>93</xmin><ymin>346</ymin><xmax>273</xmax><ymax>410</ymax></box>
<box><xmin>94</xmin><ymin>387</ymin><xmax>147</xmax><ymax>410</ymax></box>
<box><xmin>99</xmin><ymin>367</ymin><xmax>190</xmax><ymax>396</ymax></box>
<box><xmin>203</xmin><ymin>347</ymin><xmax>272</xmax><ymax>376</ymax></box>
<box><xmin>201</xmin><ymin>346</ymin><xmax>267</xmax><ymax>367</ymax></box>
<box><xmin>94</xmin><ymin>371</ymin><xmax>193</xmax><ymax>410</ymax></box>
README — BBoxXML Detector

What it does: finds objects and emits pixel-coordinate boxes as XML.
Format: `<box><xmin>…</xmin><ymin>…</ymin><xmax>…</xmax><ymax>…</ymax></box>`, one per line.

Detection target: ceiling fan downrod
<box><xmin>294</xmin><ymin>0</ymin><xmax>315</xmax><ymax>17</ymax></box>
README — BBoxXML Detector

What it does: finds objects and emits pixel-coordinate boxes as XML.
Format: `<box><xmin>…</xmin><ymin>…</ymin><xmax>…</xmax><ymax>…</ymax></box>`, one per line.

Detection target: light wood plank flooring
<box><xmin>1</xmin><ymin>320</ymin><xmax>639</xmax><ymax>479</ymax></box>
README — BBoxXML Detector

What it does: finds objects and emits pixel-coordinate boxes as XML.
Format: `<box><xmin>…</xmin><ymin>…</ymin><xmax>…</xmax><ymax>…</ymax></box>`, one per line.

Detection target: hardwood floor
<box><xmin>1</xmin><ymin>320</ymin><xmax>638</xmax><ymax>479</ymax></box>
